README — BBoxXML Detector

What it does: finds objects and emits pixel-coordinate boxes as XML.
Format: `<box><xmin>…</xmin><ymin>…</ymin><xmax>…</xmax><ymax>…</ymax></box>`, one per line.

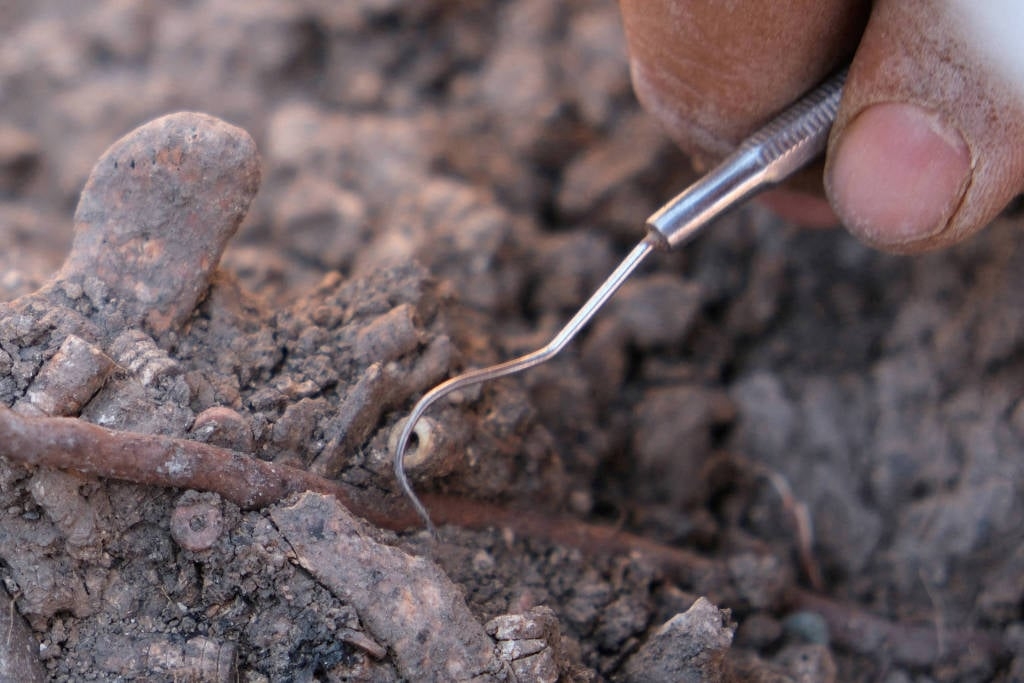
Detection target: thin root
<box><xmin>0</xmin><ymin>406</ymin><xmax>1006</xmax><ymax>669</ymax></box>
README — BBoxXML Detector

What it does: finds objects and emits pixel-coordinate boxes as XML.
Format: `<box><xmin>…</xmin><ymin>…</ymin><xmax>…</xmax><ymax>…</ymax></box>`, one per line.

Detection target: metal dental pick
<box><xmin>394</xmin><ymin>68</ymin><xmax>847</xmax><ymax>532</ymax></box>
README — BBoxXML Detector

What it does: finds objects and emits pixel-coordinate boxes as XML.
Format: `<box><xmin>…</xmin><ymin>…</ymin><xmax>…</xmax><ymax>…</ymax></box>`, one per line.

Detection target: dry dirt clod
<box><xmin>354</xmin><ymin>302</ymin><xmax>422</xmax><ymax>365</ymax></box>
<box><xmin>631</xmin><ymin>384</ymin><xmax>728</xmax><ymax>509</ymax></box>
<box><xmin>399</xmin><ymin>333</ymin><xmax>455</xmax><ymax>398</ymax></box>
<box><xmin>0</xmin><ymin>123</ymin><xmax>40</xmax><ymax>196</ymax></box>
<box><xmin>27</xmin><ymin>469</ymin><xmax>109</xmax><ymax>559</ymax></box>
<box><xmin>486</xmin><ymin>606</ymin><xmax>567</xmax><ymax>683</ymax></box>
<box><xmin>609</xmin><ymin>273</ymin><xmax>703</xmax><ymax>350</ymax></box>
<box><xmin>53</xmin><ymin>111</ymin><xmax>261</xmax><ymax>339</ymax></box>
<box><xmin>621</xmin><ymin>596</ymin><xmax>735</xmax><ymax>683</ymax></box>
<box><xmin>269</xmin><ymin>491</ymin><xmax>500</xmax><ymax>682</ymax></box>
<box><xmin>273</xmin><ymin>173</ymin><xmax>369</xmax><ymax>271</ymax></box>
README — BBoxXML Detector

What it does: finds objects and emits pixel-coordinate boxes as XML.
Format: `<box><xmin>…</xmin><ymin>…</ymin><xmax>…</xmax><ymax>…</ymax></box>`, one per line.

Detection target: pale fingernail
<box><xmin>827</xmin><ymin>102</ymin><xmax>971</xmax><ymax>250</ymax></box>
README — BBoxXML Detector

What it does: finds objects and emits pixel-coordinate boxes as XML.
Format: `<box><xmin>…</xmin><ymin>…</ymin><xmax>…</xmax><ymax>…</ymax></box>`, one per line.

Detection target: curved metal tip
<box><xmin>392</xmin><ymin>240</ymin><xmax>654</xmax><ymax>530</ymax></box>
<box><xmin>393</xmin><ymin>393</ymin><xmax>442</xmax><ymax>535</ymax></box>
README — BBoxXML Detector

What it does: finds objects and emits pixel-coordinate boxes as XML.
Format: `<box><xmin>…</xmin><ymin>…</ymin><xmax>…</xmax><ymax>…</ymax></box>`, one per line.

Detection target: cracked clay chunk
<box><xmin>270</xmin><ymin>492</ymin><xmax>499</xmax><ymax>682</ymax></box>
<box><xmin>57</xmin><ymin>112</ymin><xmax>261</xmax><ymax>338</ymax></box>
<box><xmin>622</xmin><ymin>596</ymin><xmax>735</xmax><ymax>683</ymax></box>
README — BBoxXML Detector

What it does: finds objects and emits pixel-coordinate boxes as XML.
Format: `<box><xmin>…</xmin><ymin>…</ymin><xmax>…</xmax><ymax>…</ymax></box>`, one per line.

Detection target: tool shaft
<box><xmin>646</xmin><ymin>68</ymin><xmax>846</xmax><ymax>249</ymax></box>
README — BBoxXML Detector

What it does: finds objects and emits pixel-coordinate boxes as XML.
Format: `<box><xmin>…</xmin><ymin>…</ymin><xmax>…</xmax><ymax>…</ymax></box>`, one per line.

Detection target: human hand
<box><xmin>619</xmin><ymin>0</ymin><xmax>1024</xmax><ymax>253</ymax></box>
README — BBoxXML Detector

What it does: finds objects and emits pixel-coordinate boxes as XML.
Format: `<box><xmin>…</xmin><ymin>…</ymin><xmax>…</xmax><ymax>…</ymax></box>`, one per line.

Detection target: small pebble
<box><xmin>191</xmin><ymin>406</ymin><xmax>256</xmax><ymax>452</ymax></box>
<box><xmin>782</xmin><ymin>611</ymin><xmax>830</xmax><ymax>646</ymax></box>
<box><xmin>170</xmin><ymin>493</ymin><xmax>225</xmax><ymax>552</ymax></box>
<box><xmin>485</xmin><ymin>606</ymin><xmax>558</xmax><ymax>641</ymax></box>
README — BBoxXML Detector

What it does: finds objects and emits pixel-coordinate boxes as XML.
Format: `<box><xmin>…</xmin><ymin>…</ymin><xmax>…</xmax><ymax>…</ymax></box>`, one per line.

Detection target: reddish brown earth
<box><xmin>0</xmin><ymin>1</ymin><xmax>1022</xmax><ymax>681</ymax></box>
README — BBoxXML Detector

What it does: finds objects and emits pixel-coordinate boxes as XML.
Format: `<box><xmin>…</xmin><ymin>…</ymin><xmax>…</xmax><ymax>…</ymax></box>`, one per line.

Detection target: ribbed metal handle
<box><xmin>646</xmin><ymin>68</ymin><xmax>847</xmax><ymax>250</ymax></box>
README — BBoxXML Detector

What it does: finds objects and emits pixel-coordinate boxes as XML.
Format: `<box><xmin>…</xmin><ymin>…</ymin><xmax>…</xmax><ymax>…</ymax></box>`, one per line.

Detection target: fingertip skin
<box><xmin>827</xmin><ymin>0</ymin><xmax>1024</xmax><ymax>252</ymax></box>
<box><xmin>947</xmin><ymin>0</ymin><xmax>1024</xmax><ymax>100</ymax></box>
<box><xmin>619</xmin><ymin>0</ymin><xmax>865</xmax><ymax>166</ymax></box>
<box><xmin>827</xmin><ymin>102</ymin><xmax>972</xmax><ymax>252</ymax></box>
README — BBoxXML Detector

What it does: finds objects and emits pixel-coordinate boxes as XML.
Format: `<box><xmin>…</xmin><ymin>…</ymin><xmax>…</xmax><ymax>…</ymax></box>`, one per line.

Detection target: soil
<box><xmin>1</xmin><ymin>1</ymin><xmax>1022</xmax><ymax>681</ymax></box>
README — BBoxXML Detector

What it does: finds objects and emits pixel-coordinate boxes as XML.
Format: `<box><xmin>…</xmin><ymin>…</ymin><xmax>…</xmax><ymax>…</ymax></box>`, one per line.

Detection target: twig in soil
<box><xmin>0</xmin><ymin>404</ymin><xmax>717</xmax><ymax>571</ymax></box>
<box><xmin>919</xmin><ymin>568</ymin><xmax>947</xmax><ymax>661</ymax></box>
<box><xmin>0</xmin><ymin>407</ymin><xmax>1007</xmax><ymax>670</ymax></box>
<box><xmin>0</xmin><ymin>406</ymin><xmax>365</xmax><ymax>514</ymax></box>
<box><xmin>754</xmin><ymin>465</ymin><xmax>823</xmax><ymax>591</ymax></box>
<box><xmin>0</xmin><ymin>404</ymin><xmax>727</xmax><ymax>597</ymax></box>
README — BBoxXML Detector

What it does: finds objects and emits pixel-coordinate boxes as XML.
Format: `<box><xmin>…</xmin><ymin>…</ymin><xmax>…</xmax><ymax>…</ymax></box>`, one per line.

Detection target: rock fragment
<box><xmin>621</xmin><ymin>596</ymin><xmax>735</xmax><ymax>683</ymax></box>
<box><xmin>270</xmin><ymin>491</ymin><xmax>499</xmax><ymax>682</ymax></box>
<box><xmin>55</xmin><ymin>112</ymin><xmax>260</xmax><ymax>339</ymax></box>
<box><xmin>486</xmin><ymin>606</ymin><xmax>569</xmax><ymax>683</ymax></box>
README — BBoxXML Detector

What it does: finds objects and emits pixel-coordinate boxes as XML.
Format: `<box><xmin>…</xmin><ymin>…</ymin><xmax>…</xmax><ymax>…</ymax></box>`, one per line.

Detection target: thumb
<box><xmin>826</xmin><ymin>0</ymin><xmax>1024</xmax><ymax>253</ymax></box>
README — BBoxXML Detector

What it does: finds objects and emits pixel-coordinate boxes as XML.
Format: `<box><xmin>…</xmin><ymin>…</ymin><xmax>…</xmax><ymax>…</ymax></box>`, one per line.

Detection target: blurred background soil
<box><xmin>1</xmin><ymin>0</ymin><xmax>1023</xmax><ymax>680</ymax></box>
